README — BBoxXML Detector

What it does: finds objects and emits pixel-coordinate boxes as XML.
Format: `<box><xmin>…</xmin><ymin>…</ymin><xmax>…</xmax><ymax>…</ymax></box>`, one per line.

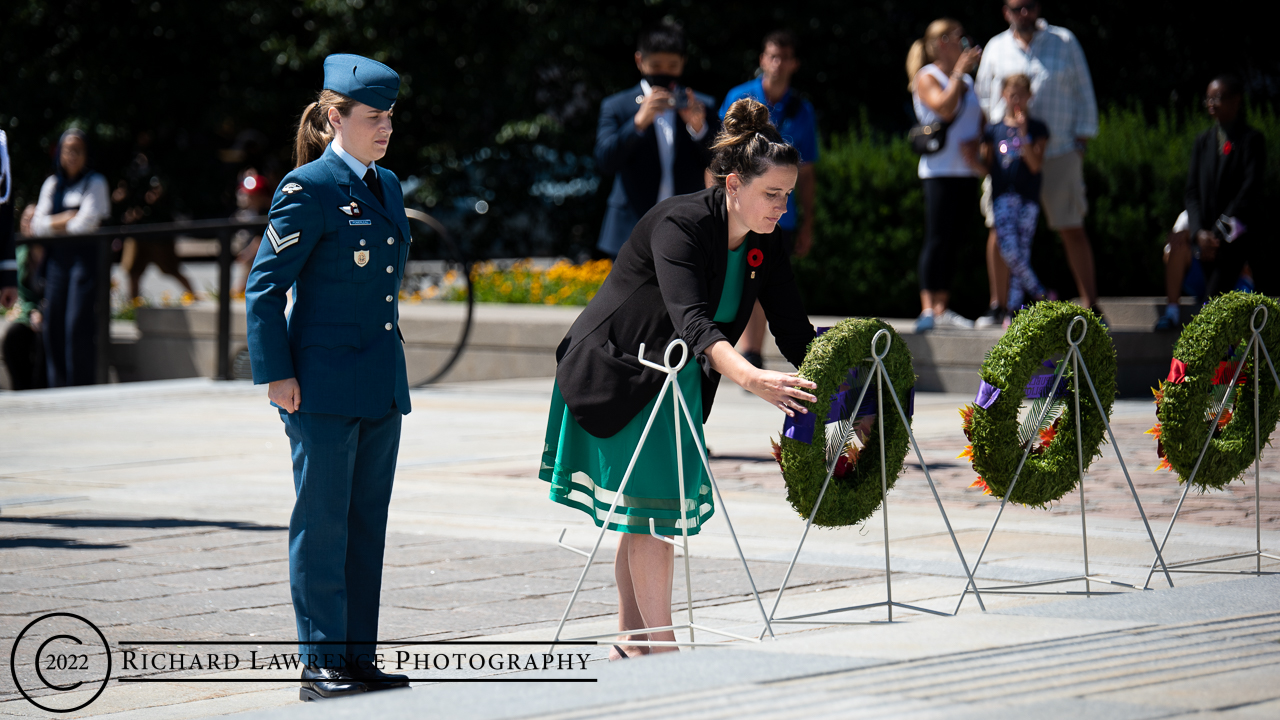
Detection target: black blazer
<box><xmin>594</xmin><ymin>83</ymin><xmax>719</xmax><ymax>256</ymax></box>
<box><xmin>556</xmin><ymin>187</ymin><xmax>815</xmax><ymax>438</ymax></box>
<box><xmin>1185</xmin><ymin>120</ymin><xmax>1266</xmax><ymax>238</ymax></box>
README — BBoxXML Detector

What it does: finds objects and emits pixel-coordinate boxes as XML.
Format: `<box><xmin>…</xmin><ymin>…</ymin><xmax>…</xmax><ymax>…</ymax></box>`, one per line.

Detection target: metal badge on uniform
<box><xmin>338</xmin><ymin>200</ymin><xmax>362</xmax><ymax>217</ymax></box>
<box><xmin>354</xmin><ymin>250</ymin><xmax>370</xmax><ymax>267</ymax></box>
<box><xmin>281</xmin><ymin>183</ymin><xmax>303</xmax><ymax>195</ymax></box>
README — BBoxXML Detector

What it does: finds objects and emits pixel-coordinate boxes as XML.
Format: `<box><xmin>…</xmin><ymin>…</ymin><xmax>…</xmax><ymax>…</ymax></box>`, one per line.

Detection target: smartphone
<box><xmin>671</xmin><ymin>84</ymin><xmax>689</xmax><ymax>110</ymax></box>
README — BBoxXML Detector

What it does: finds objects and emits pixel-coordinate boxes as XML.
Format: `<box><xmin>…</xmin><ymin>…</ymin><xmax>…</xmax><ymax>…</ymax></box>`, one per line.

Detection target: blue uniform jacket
<box><xmin>245</xmin><ymin>145</ymin><xmax>412</xmax><ymax>418</ymax></box>
<box><xmin>595</xmin><ymin>83</ymin><xmax>719</xmax><ymax>256</ymax></box>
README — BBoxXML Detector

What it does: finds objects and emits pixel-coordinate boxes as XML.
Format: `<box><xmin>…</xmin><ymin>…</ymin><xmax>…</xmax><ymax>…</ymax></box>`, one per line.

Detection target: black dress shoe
<box><xmin>352</xmin><ymin>665</ymin><xmax>411</xmax><ymax>691</ymax></box>
<box><xmin>300</xmin><ymin>665</ymin><xmax>368</xmax><ymax>702</ymax></box>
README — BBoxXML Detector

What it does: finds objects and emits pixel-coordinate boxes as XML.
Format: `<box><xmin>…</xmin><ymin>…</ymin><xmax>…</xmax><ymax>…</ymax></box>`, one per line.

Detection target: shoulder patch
<box><xmin>281</xmin><ymin>182</ymin><xmax>303</xmax><ymax>195</ymax></box>
<box><xmin>266</xmin><ymin>221</ymin><xmax>301</xmax><ymax>253</ymax></box>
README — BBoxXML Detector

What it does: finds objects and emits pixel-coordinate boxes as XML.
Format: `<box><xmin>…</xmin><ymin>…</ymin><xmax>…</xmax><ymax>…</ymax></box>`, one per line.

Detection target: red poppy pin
<box><xmin>747</xmin><ymin>248</ymin><xmax>764</xmax><ymax>267</ymax></box>
<box><xmin>1223</xmin><ymin>141</ymin><xmax>1232</xmax><ymax>156</ymax></box>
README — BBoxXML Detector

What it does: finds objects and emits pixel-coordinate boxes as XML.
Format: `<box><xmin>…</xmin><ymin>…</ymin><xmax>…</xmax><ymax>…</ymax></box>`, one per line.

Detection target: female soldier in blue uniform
<box><xmin>245</xmin><ymin>53</ymin><xmax>412</xmax><ymax>701</ymax></box>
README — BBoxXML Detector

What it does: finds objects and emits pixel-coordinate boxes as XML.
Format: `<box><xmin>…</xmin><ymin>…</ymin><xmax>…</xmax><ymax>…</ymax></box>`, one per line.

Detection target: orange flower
<box><xmin>1217</xmin><ymin>408</ymin><xmax>1233</xmax><ymax>430</ymax></box>
<box><xmin>1151</xmin><ymin>381</ymin><xmax>1166</xmax><ymax>406</ymax></box>
<box><xmin>1156</xmin><ymin>457</ymin><xmax>1173</xmax><ymax>472</ymax></box>
<box><xmin>958</xmin><ymin>405</ymin><xmax>975</xmax><ymax>430</ymax></box>
<box><xmin>1145</xmin><ymin>423</ymin><xmax>1162</xmax><ymax>440</ymax></box>
<box><xmin>958</xmin><ymin>445</ymin><xmax>974</xmax><ymax>461</ymax></box>
<box><xmin>969</xmin><ymin>477</ymin><xmax>991</xmax><ymax>495</ymax></box>
<box><xmin>1039</xmin><ymin>423</ymin><xmax>1058</xmax><ymax>447</ymax></box>
<box><xmin>770</xmin><ymin>438</ymin><xmax>783</xmax><ymax>466</ymax></box>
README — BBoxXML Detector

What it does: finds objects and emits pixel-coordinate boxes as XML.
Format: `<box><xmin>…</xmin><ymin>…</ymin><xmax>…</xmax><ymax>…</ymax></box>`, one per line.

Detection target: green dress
<box><xmin>540</xmin><ymin>243</ymin><xmax>747</xmax><ymax>535</ymax></box>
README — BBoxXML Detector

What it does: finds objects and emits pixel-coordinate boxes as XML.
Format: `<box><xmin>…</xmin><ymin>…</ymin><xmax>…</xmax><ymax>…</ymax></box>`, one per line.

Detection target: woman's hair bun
<box><xmin>718</xmin><ymin>98</ymin><xmax>780</xmax><ymax>146</ymax></box>
<box><xmin>708</xmin><ymin>98</ymin><xmax>799</xmax><ymax>187</ymax></box>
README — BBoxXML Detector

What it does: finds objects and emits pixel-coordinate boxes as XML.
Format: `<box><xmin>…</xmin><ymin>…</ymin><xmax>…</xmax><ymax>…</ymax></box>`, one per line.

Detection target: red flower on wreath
<box><xmin>748</xmin><ymin>248</ymin><xmax>764</xmax><ymax>267</ymax></box>
<box><xmin>1223</xmin><ymin>141</ymin><xmax>1233</xmax><ymax>156</ymax></box>
<box><xmin>1167</xmin><ymin>358</ymin><xmax>1188</xmax><ymax>384</ymax></box>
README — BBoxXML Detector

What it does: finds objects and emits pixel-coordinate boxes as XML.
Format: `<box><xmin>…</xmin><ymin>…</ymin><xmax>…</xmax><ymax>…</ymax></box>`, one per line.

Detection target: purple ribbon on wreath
<box><xmin>781</xmin><ymin>329</ymin><xmax>916</xmax><ymax>445</ymax></box>
<box><xmin>974</xmin><ymin>360</ymin><xmax>1068</xmax><ymax>410</ymax></box>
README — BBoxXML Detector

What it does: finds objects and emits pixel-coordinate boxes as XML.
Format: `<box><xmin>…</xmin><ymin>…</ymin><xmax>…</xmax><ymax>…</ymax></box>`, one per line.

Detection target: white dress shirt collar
<box><xmin>331</xmin><ymin>139</ymin><xmax>377</xmax><ymax>180</ymax></box>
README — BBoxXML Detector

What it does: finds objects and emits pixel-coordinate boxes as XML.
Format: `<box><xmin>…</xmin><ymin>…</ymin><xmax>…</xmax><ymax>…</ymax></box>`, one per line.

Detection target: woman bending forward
<box><xmin>541</xmin><ymin>98</ymin><xmax>818</xmax><ymax>659</ymax></box>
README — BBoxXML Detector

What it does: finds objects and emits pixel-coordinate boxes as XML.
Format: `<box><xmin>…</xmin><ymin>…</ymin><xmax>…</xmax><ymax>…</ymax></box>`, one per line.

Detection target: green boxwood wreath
<box><xmin>1158</xmin><ymin>292</ymin><xmax>1280</xmax><ymax>490</ymax></box>
<box><xmin>779</xmin><ymin>318</ymin><xmax>914</xmax><ymax>527</ymax></box>
<box><xmin>967</xmin><ymin>302</ymin><xmax>1115</xmax><ymax>507</ymax></box>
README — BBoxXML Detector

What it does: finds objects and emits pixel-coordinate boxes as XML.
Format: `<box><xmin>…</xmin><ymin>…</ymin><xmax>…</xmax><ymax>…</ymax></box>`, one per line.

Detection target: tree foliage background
<box><xmin>2</xmin><ymin>0</ymin><xmax>1274</xmax><ymax>312</ymax></box>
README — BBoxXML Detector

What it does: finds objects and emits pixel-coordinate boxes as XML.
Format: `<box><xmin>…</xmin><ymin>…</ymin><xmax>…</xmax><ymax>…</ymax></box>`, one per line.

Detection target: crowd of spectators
<box><xmin>0</xmin><ymin>122</ymin><xmax>277</xmax><ymax>389</ymax></box>
<box><xmin>0</xmin><ymin>1</ymin><xmax>1272</xmax><ymax>390</ymax></box>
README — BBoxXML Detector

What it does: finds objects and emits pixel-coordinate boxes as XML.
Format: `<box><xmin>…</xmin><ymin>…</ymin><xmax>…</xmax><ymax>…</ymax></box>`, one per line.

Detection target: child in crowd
<box><xmin>982</xmin><ymin>74</ymin><xmax>1050</xmax><ymax>320</ymax></box>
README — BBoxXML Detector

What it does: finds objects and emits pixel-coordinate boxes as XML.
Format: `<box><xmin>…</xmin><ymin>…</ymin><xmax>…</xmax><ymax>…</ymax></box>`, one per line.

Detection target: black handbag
<box><xmin>909</xmin><ymin>93</ymin><xmax>965</xmax><ymax>155</ymax></box>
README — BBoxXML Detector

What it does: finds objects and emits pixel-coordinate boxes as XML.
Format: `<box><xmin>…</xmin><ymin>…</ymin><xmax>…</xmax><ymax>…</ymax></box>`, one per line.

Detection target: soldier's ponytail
<box><xmin>708</xmin><ymin>98</ymin><xmax>800</xmax><ymax>187</ymax></box>
<box><xmin>294</xmin><ymin>90</ymin><xmax>356</xmax><ymax>168</ymax></box>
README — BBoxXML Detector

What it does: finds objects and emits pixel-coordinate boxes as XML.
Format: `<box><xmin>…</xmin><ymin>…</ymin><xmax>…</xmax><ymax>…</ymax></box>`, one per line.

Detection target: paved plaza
<box><xmin>2</xmin><ymin>376</ymin><xmax>1278</xmax><ymax>718</ymax></box>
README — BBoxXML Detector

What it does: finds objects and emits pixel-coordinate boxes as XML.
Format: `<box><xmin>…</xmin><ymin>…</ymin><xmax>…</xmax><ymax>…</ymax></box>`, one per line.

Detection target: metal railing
<box><xmin>17</xmin><ymin>211</ymin><xmax>473</xmax><ymax>386</ymax></box>
<box><xmin>16</xmin><ymin>217</ymin><xmax>268</xmax><ymax>383</ymax></box>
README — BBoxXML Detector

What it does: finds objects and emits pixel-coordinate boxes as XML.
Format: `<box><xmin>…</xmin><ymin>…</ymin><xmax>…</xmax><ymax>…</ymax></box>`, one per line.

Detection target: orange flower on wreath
<box><xmin>1039</xmin><ymin>422</ymin><xmax>1058</xmax><ymax>448</ymax></box>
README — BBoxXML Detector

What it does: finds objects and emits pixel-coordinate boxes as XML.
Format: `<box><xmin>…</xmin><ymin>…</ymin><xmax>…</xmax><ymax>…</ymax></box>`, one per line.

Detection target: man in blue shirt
<box><xmin>719</xmin><ymin>30</ymin><xmax>819</xmax><ymax>367</ymax></box>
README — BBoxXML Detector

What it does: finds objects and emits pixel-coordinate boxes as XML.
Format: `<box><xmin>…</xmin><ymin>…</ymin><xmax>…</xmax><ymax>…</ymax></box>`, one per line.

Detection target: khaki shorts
<box><xmin>1039</xmin><ymin>150</ymin><xmax>1088</xmax><ymax>230</ymax></box>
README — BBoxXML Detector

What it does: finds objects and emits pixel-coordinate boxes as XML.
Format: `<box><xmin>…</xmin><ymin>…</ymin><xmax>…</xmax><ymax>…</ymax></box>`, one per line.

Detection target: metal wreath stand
<box><xmin>956</xmin><ymin>316</ymin><xmax>1174</xmax><ymax>612</ymax></box>
<box><xmin>765</xmin><ymin>328</ymin><xmax>986</xmax><ymax>631</ymax></box>
<box><xmin>1143</xmin><ymin>304</ymin><xmax>1280</xmax><ymax>588</ymax></box>
<box><xmin>551</xmin><ymin>339</ymin><xmax>776</xmax><ymax>648</ymax></box>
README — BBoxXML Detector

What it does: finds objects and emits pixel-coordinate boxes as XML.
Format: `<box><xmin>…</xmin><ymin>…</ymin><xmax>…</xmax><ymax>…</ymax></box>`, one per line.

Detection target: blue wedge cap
<box><xmin>322</xmin><ymin>53</ymin><xmax>400</xmax><ymax>111</ymax></box>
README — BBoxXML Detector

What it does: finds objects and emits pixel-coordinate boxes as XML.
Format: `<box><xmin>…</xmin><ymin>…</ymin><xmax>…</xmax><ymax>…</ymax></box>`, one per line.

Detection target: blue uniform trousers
<box><xmin>43</xmin><ymin>241</ymin><xmax>99</xmax><ymax>387</ymax></box>
<box><xmin>280</xmin><ymin>407</ymin><xmax>402</xmax><ymax>669</ymax></box>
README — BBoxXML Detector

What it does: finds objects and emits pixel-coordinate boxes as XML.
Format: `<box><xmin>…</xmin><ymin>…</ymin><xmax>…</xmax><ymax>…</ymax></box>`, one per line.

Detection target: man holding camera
<box><xmin>594</xmin><ymin>19</ymin><xmax>719</xmax><ymax>258</ymax></box>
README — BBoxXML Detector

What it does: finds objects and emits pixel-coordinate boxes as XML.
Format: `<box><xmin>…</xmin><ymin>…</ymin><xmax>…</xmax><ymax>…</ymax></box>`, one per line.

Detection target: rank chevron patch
<box><xmin>266</xmin><ymin>222</ymin><xmax>301</xmax><ymax>253</ymax></box>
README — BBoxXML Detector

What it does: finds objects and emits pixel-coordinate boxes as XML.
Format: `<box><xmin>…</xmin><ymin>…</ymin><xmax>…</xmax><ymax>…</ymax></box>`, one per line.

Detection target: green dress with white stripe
<box><xmin>539</xmin><ymin>243</ymin><xmax>747</xmax><ymax>535</ymax></box>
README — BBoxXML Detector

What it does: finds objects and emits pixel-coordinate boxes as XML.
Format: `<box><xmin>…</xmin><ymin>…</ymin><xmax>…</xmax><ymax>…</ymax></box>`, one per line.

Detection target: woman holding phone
<box><xmin>907</xmin><ymin>18</ymin><xmax>986</xmax><ymax>331</ymax></box>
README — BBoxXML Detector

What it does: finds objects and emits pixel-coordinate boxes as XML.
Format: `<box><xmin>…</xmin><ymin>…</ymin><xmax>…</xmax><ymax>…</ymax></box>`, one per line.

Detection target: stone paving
<box><xmin>1</xmin><ymin>377</ymin><xmax>1277</xmax><ymax>718</ymax></box>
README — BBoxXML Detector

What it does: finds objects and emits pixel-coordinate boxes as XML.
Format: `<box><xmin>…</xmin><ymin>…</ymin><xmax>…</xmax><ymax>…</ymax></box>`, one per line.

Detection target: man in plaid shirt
<box><xmin>975</xmin><ymin>1</ymin><xmax>1100</xmax><ymax>317</ymax></box>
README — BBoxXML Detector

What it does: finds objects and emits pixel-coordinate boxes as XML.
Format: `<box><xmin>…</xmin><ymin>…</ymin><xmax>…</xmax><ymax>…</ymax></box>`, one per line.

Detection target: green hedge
<box><xmin>796</xmin><ymin>105</ymin><xmax>1280</xmax><ymax>318</ymax></box>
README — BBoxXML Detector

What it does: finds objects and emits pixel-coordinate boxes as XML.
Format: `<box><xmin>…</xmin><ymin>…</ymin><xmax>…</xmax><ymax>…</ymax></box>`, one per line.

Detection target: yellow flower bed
<box><xmin>453</xmin><ymin>259</ymin><xmax>611</xmax><ymax>306</ymax></box>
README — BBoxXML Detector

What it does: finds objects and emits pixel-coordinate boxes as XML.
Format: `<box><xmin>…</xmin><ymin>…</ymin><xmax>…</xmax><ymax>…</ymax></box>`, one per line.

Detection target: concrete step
<box><xmin>3</xmin><ymin>300</ymin><xmax>1188</xmax><ymax>396</ymax></box>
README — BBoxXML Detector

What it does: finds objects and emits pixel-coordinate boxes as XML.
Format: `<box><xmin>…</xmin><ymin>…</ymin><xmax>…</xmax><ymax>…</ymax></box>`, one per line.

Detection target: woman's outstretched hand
<box><xmin>744</xmin><ymin>369</ymin><xmax>818</xmax><ymax>417</ymax></box>
<box><xmin>705</xmin><ymin>341</ymin><xmax>817</xmax><ymax>417</ymax></box>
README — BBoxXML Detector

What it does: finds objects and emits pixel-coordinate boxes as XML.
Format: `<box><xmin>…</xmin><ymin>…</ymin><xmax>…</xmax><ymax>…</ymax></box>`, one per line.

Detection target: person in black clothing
<box><xmin>594</xmin><ymin>19</ymin><xmax>719</xmax><ymax>258</ymax></box>
<box><xmin>1185</xmin><ymin>74</ymin><xmax>1266</xmax><ymax>299</ymax></box>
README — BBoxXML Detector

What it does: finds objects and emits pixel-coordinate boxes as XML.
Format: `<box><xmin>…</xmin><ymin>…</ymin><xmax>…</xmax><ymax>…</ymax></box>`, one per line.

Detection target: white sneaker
<box><xmin>936</xmin><ymin>309</ymin><xmax>975</xmax><ymax>329</ymax></box>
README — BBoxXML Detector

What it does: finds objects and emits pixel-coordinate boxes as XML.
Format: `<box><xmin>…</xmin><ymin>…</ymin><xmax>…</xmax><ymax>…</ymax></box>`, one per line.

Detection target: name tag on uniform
<box><xmin>354</xmin><ymin>250</ymin><xmax>370</xmax><ymax>267</ymax></box>
<box><xmin>349</xmin><ymin>219</ymin><xmax>372</xmax><ymax>225</ymax></box>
